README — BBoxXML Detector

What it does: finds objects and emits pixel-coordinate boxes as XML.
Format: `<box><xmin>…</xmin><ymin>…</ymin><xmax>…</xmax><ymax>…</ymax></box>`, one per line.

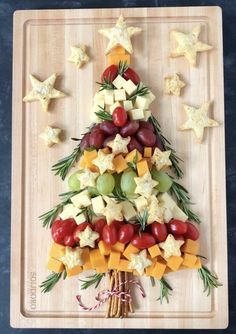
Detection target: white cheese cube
<box><xmin>163</xmin><ymin>208</ymin><xmax>173</xmax><ymax>223</ymax></box>
<box><xmin>94</xmin><ymin>92</ymin><xmax>105</xmax><ymax>102</ymax></box>
<box><xmin>71</xmin><ymin>190</ymin><xmax>91</xmax><ymax>208</ymax></box>
<box><xmin>114</xmin><ymin>89</ymin><xmax>126</xmax><ymax>101</ymax></box>
<box><xmin>122</xmin><ymin>201</ymin><xmax>136</xmax><ymax>221</ymax></box>
<box><xmin>133</xmin><ymin>196</ymin><xmax>148</xmax><ymax>212</ymax></box>
<box><xmin>128</xmin><ymin>108</ymin><xmax>144</xmax><ymax>120</ymax></box>
<box><xmin>74</xmin><ymin>212</ymin><xmax>87</xmax><ymax>225</ymax></box>
<box><xmin>91</xmin><ymin>196</ymin><xmax>105</xmax><ymax>215</ymax></box>
<box><xmin>146</xmin><ymin>91</ymin><xmax>156</xmax><ymax>104</ymax></box>
<box><xmin>90</xmin><ymin>111</ymin><xmax>101</xmax><ymax>124</ymax></box>
<box><xmin>123</xmin><ymin>100</ymin><xmax>133</xmax><ymax>111</ymax></box>
<box><xmin>135</xmin><ymin>96</ymin><xmax>149</xmax><ymax>109</ymax></box>
<box><xmin>59</xmin><ymin>204</ymin><xmax>77</xmax><ymax>220</ymax></box>
<box><xmin>143</xmin><ymin>110</ymin><xmax>151</xmax><ymax>121</ymax></box>
<box><xmin>104</xmin><ymin>92</ymin><xmax>114</xmax><ymax>105</ymax></box>
<box><xmin>112</xmin><ymin>75</ymin><xmax>127</xmax><ymax>89</ymax></box>
<box><xmin>110</xmin><ymin>101</ymin><xmax>121</xmax><ymax>113</ymax></box>
<box><xmin>123</xmin><ymin>79</ymin><xmax>137</xmax><ymax>95</ymax></box>
<box><xmin>105</xmin><ymin>104</ymin><xmax>110</xmax><ymax>112</ymax></box>
<box><xmin>158</xmin><ymin>192</ymin><xmax>176</xmax><ymax>210</ymax></box>
<box><xmin>172</xmin><ymin>205</ymin><xmax>188</xmax><ymax>222</ymax></box>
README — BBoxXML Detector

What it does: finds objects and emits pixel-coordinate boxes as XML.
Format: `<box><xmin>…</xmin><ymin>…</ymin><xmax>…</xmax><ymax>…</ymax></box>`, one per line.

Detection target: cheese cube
<box><xmin>123</xmin><ymin>243</ymin><xmax>139</xmax><ymax>260</ymax></box>
<box><xmin>47</xmin><ymin>258</ymin><xmax>64</xmax><ymax>273</ymax></box>
<box><xmin>90</xmin><ymin>249</ymin><xmax>107</xmax><ymax>268</ymax></box>
<box><xmin>146</xmin><ymin>91</ymin><xmax>156</xmax><ymax>104</ymax></box>
<box><xmin>104</xmin><ymin>90</ymin><xmax>114</xmax><ymax>105</ymax></box>
<box><xmin>108</xmin><ymin>251</ymin><xmax>121</xmax><ymax>270</ymax></box>
<box><xmin>172</xmin><ymin>205</ymin><xmax>188</xmax><ymax>222</ymax></box>
<box><xmin>133</xmin><ymin>196</ymin><xmax>148</xmax><ymax>212</ymax></box>
<box><xmin>110</xmin><ymin>101</ymin><xmax>121</xmax><ymax>113</ymax></box>
<box><xmin>59</xmin><ymin>204</ymin><xmax>85</xmax><ymax>225</ymax></box>
<box><xmin>150</xmin><ymin>261</ymin><xmax>166</xmax><ymax>279</ymax></box>
<box><xmin>113</xmin><ymin>154</ymin><xmax>128</xmax><ymax>173</ymax></box>
<box><xmin>135</xmin><ymin>95</ymin><xmax>149</xmax><ymax>109</ymax></box>
<box><xmin>167</xmin><ymin>256</ymin><xmax>183</xmax><ymax>271</ymax></box>
<box><xmin>143</xmin><ymin>110</ymin><xmax>151</xmax><ymax>121</ymax></box>
<box><xmin>91</xmin><ymin>196</ymin><xmax>105</xmax><ymax>215</ymax></box>
<box><xmin>123</xmin><ymin>100</ymin><xmax>133</xmax><ymax>111</ymax></box>
<box><xmin>148</xmin><ymin>245</ymin><xmax>162</xmax><ymax>258</ymax></box>
<box><xmin>123</xmin><ymin>79</ymin><xmax>137</xmax><ymax>95</ymax></box>
<box><xmin>108</xmin><ymin>53</ymin><xmax>130</xmax><ymax>66</ymax></box>
<box><xmin>163</xmin><ymin>208</ymin><xmax>173</xmax><ymax>223</ymax></box>
<box><xmin>192</xmin><ymin>257</ymin><xmax>202</xmax><ymax>269</ymax></box>
<box><xmin>144</xmin><ymin>147</ymin><xmax>152</xmax><ymax>158</ymax></box>
<box><xmin>114</xmin><ymin>89</ymin><xmax>126</xmax><ymax>101</ymax></box>
<box><xmin>50</xmin><ymin>243</ymin><xmax>65</xmax><ymax>260</ymax></box>
<box><xmin>137</xmin><ymin>159</ymin><xmax>149</xmax><ymax>177</ymax></box>
<box><xmin>158</xmin><ymin>192</ymin><xmax>176</xmax><ymax>210</ymax></box>
<box><xmin>96</xmin><ymin>261</ymin><xmax>108</xmax><ymax>273</ymax></box>
<box><xmin>66</xmin><ymin>264</ymin><xmax>83</xmax><ymax>277</ymax></box>
<box><xmin>90</xmin><ymin>112</ymin><xmax>101</xmax><ymax>124</ymax></box>
<box><xmin>71</xmin><ymin>190</ymin><xmax>91</xmax><ymax>208</ymax></box>
<box><xmin>112</xmin><ymin>75</ymin><xmax>127</xmax><ymax>89</ymax></box>
<box><xmin>122</xmin><ymin>201</ymin><xmax>137</xmax><ymax>221</ymax></box>
<box><xmin>82</xmin><ymin>247</ymin><xmax>93</xmax><ymax>270</ymax></box>
<box><xmin>182</xmin><ymin>239</ymin><xmax>199</xmax><ymax>255</ymax></box>
<box><xmin>128</xmin><ymin>108</ymin><xmax>144</xmax><ymax>120</ymax></box>
<box><xmin>145</xmin><ymin>260</ymin><xmax>157</xmax><ymax>276</ymax></box>
<box><xmin>117</xmin><ymin>259</ymin><xmax>133</xmax><ymax>272</ymax></box>
<box><xmin>110</xmin><ymin>46</ymin><xmax>126</xmax><ymax>54</ymax></box>
<box><xmin>98</xmin><ymin>240</ymin><xmax>111</xmax><ymax>256</ymax></box>
<box><xmin>75</xmin><ymin>212</ymin><xmax>87</xmax><ymax>225</ymax></box>
<box><xmin>182</xmin><ymin>253</ymin><xmax>197</xmax><ymax>268</ymax></box>
<box><xmin>112</xmin><ymin>242</ymin><xmax>125</xmax><ymax>253</ymax></box>
<box><xmin>125</xmin><ymin>149</ymin><xmax>142</xmax><ymax>163</ymax></box>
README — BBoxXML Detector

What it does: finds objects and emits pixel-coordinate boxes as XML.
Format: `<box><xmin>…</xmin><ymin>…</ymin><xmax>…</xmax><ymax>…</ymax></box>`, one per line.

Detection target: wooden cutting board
<box><xmin>11</xmin><ymin>6</ymin><xmax>228</xmax><ymax>329</ymax></box>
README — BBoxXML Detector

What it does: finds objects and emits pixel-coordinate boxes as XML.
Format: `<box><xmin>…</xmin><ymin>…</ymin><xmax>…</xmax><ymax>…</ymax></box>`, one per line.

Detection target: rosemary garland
<box><xmin>157</xmin><ymin>277</ymin><xmax>173</xmax><ymax>304</ymax></box>
<box><xmin>198</xmin><ymin>265</ymin><xmax>222</xmax><ymax>296</ymax></box>
<box><xmin>128</xmin><ymin>83</ymin><xmax>150</xmax><ymax>101</ymax></box>
<box><xmin>79</xmin><ymin>273</ymin><xmax>105</xmax><ymax>290</ymax></box>
<box><xmin>40</xmin><ymin>270</ymin><xmax>67</xmax><ymax>293</ymax></box>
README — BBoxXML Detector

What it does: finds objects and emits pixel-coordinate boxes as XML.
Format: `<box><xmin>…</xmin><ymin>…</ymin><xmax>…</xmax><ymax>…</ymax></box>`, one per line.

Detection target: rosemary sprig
<box><xmin>118</xmin><ymin>61</ymin><xmax>129</xmax><ymax>76</ymax></box>
<box><xmin>170</xmin><ymin>180</ymin><xmax>201</xmax><ymax>224</ymax></box>
<box><xmin>79</xmin><ymin>273</ymin><xmax>105</xmax><ymax>290</ymax></box>
<box><xmin>109</xmin><ymin>188</ymin><xmax>131</xmax><ymax>202</ymax></box>
<box><xmin>136</xmin><ymin>209</ymin><xmax>149</xmax><ymax>231</ymax></box>
<box><xmin>95</xmin><ymin>106</ymin><xmax>112</xmax><ymax>121</ymax></box>
<box><xmin>157</xmin><ymin>277</ymin><xmax>173</xmax><ymax>304</ymax></box>
<box><xmin>198</xmin><ymin>265</ymin><xmax>222</xmax><ymax>296</ymax></box>
<box><xmin>40</xmin><ymin>270</ymin><xmax>67</xmax><ymax>293</ymax></box>
<box><xmin>77</xmin><ymin>206</ymin><xmax>96</xmax><ymax>222</ymax></box>
<box><xmin>149</xmin><ymin>114</ymin><xmax>183</xmax><ymax>178</ymax></box>
<box><xmin>128</xmin><ymin>83</ymin><xmax>150</xmax><ymax>101</ymax></box>
<box><xmin>96</xmin><ymin>77</ymin><xmax>115</xmax><ymax>91</ymax></box>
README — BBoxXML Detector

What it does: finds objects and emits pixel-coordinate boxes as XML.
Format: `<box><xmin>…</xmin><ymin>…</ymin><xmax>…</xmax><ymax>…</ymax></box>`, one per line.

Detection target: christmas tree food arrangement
<box><xmin>39</xmin><ymin>15</ymin><xmax>221</xmax><ymax>318</ymax></box>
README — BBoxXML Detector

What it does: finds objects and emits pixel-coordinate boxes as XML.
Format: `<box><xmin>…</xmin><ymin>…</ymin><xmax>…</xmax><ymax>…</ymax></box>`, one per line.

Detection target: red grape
<box><xmin>120</xmin><ymin>120</ymin><xmax>140</xmax><ymax>137</ymax></box>
<box><xmin>139</xmin><ymin>121</ymin><xmax>154</xmax><ymax>132</ymax></box>
<box><xmin>136</xmin><ymin>128</ymin><xmax>156</xmax><ymax>146</ymax></box>
<box><xmin>100</xmin><ymin>121</ymin><xmax>119</xmax><ymax>135</ymax></box>
<box><xmin>128</xmin><ymin>137</ymin><xmax>143</xmax><ymax>153</ymax></box>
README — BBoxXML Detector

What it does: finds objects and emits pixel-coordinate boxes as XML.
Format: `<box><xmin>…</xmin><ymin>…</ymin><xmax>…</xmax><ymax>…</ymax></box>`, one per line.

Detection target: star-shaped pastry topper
<box><xmin>107</xmin><ymin>134</ymin><xmax>131</xmax><ymax>155</ymax></box>
<box><xmin>68</xmin><ymin>45</ymin><xmax>90</xmax><ymax>68</ymax></box>
<box><xmin>147</xmin><ymin>195</ymin><xmax>165</xmax><ymax>224</ymax></box>
<box><xmin>170</xmin><ymin>25</ymin><xmax>212</xmax><ymax>67</ymax></box>
<box><xmin>40</xmin><ymin>125</ymin><xmax>62</xmax><ymax>147</ymax></box>
<box><xmin>164</xmin><ymin>73</ymin><xmax>186</xmax><ymax>96</ymax></box>
<box><xmin>101</xmin><ymin>197</ymin><xmax>123</xmax><ymax>224</ymax></box>
<box><xmin>77</xmin><ymin>168</ymin><xmax>99</xmax><ymax>188</ymax></box>
<box><xmin>134</xmin><ymin>171</ymin><xmax>158</xmax><ymax>198</ymax></box>
<box><xmin>23</xmin><ymin>73</ymin><xmax>66</xmax><ymax>112</ymax></box>
<box><xmin>159</xmin><ymin>234</ymin><xmax>184</xmax><ymax>259</ymax></box>
<box><xmin>151</xmin><ymin>148</ymin><xmax>172</xmax><ymax>171</ymax></box>
<box><xmin>92</xmin><ymin>150</ymin><xmax>114</xmax><ymax>174</ymax></box>
<box><xmin>179</xmin><ymin>101</ymin><xmax>219</xmax><ymax>143</ymax></box>
<box><xmin>76</xmin><ymin>226</ymin><xmax>99</xmax><ymax>248</ymax></box>
<box><xmin>128</xmin><ymin>250</ymin><xmax>152</xmax><ymax>275</ymax></box>
<box><xmin>99</xmin><ymin>15</ymin><xmax>142</xmax><ymax>55</ymax></box>
<box><xmin>60</xmin><ymin>246</ymin><xmax>84</xmax><ymax>270</ymax></box>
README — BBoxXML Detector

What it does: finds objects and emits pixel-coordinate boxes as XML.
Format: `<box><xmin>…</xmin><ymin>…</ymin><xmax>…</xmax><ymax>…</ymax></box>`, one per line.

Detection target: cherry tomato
<box><xmin>73</xmin><ymin>222</ymin><xmax>92</xmax><ymax>243</ymax></box>
<box><xmin>102</xmin><ymin>223</ymin><xmax>118</xmax><ymax>245</ymax></box>
<box><xmin>118</xmin><ymin>224</ymin><xmax>135</xmax><ymax>244</ymax></box>
<box><xmin>167</xmin><ymin>219</ymin><xmax>188</xmax><ymax>235</ymax></box>
<box><xmin>131</xmin><ymin>232</ymin><xmax>156</xmax><ymax>249</ymax></box>
<box><xmin>151</xmin><ymin>222</ymin><xmax>168</xmax><ymax>242</ymax></box>
<box><xmin>51</xmin><ymin>218</ymin><xmax>77</xmax><ymax>247</ymax></box>
<box><xmin>173</xmin><ymin>234</ymin><xmax>185</xmax><ymax>241</ymax></box>
<box><xmin>101</xmin><ymin>64</ymin><xmax>118</xmax><ymax>82</ymax></box>
<box><xmin>112</xmin><ymin>107</ymin><xmax>128</xmax><ymax>127</ymax></box>
<box><xmin>112</xmin><ymin>220</ymin><xmax>125</xmax><ymax>231</ymax></box>
<box><xmin>184</xmin><ymin>222</ymin><xmax>200</xmax><ymax>240</ymax></box>
<box><xmin>123</xmin><ymin>67</ymin><xmax>140</xmax><ymax>85</ymax></box>
<box><xmin>93</xmin><ymin>219</ymin><xmax>106</xmax><ymax>241</ymax></box>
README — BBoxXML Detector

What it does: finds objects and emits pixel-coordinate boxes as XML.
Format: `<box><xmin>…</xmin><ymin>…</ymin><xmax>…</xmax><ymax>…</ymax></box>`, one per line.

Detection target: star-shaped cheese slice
<box><xmin>40</xmin><ymin>125</ymin><xmax>61</xmax><ymax>147</ymax></box>
<box><xmin>164</xmin><ymin>73</ymin><xmax>186</xmax><ymax>96</ymax></box>
<box><xmin>23</xmin><ymin>73</ymin><xmax>66</xmax><ymax>112</ymax></box>
<box><xmin>147</xmin><ymin>195</ymin><xmax>165</xmax><ymax>224</ymax></box>
<box><xmin>128</xmin><ymin>250</ymin><xmax>152</xmax><ymax>275</ymax></box>
<box><xmin>179</xmin><ymin>101</ymin><xmax>219</xmax><ymax>143</ymax></box>
<box><xmin>134</xmin><ymin>171</ymin><xmax>158</xmax><ymax>198</ymax></box>
<box><xmin>99</xmin><ymin>15</ymin><xmax>142</xmax><ymax>55</ymax></box>
<box><xmin>107</xmin><ymin>134</ymin><xmax>130</xmax><ymax>155</ymax></box>
<box><xmin>92</xmin><ymin>150</ymin><xmax>114</xmax><ymax>174</ymax></box>
<box><xmin>76</xmin><ymin>226</ymin><xmax>99</xmax><ymax>248</ymax></box>
<box><xmin>159</xmin><ymin>234</ymin><xmax>184</xmax><ymax>259</ymax></box>
<box><xmin>60</xmin><ymin>246</ymin><xmax>84</xmax><ymax>270</ymax></box>
<box><xmin>77</xmin><ymin>168</ymin><xmax>99</xmax><ymax>188</ymax></box>
<box><xmin>101</xmin><ymin>197</ymin><xmax>123</xmax><ymax>224</ymax></box>
<box><xmin>151</xmin><ymin>148</ymin><xmax>172</xmax><ymax>171</ymax></box>
<box><xmin>68</xmin><ymin>45</ymin><xmax>89</xmax><ymax>68</ymax></box>
<box><xmin>170</xmin><ymin>25</ymin><xmax>212</xmax><ymax>67</ymax></box>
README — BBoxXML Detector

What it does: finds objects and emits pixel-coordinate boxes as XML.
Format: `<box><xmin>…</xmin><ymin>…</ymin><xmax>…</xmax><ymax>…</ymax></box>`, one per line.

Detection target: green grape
<box><xmin>96</xmin><ymin>173</ymin><xmax>115</xmax><ymax>195</ymax></box>
<box><xmin>87</xmin><ymin>186</ymin><xmax>99</xmax><ymax>197</ymax></box>
<box><xmin>68</xmin><ymin>171</ymin><xmax>81</xmax><ymax>191</ymax></box>
<box><xmin>121</xmin><ymin>170</ymin><xmax>137</xmax><ymax>197</ymax></box>
<box><xmin>113</xmin><ymin>173</ymin><xmax>122</xmax><ymax>191</ymax></box>
<box><xmin>151</xmin><ymin>169</ymin><xmax>173</xmax><ymax>192</ymax></box>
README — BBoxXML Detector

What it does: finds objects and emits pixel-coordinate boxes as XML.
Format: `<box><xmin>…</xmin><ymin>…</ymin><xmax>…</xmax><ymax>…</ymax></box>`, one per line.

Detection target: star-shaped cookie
<box><xmin>40</xmin><ymin>125</ymin><xmax>62</xmax><ymax>147</ymax></box>
<box><xmin>23</xmin><ymin>73</ymin><xmax>66</xmax><ymax>112</ymax></box>
<box><xmin>134</xmin><ymin>171</ymin><xmax>158</xmax><ymax>198</ymax></box>
<box><xmin>159</xmin><ymin>234</ymin><xmax>184</xmax><ymax>259</ymax></box>
<box><xmin>164</xmin><ymin>73</ymin><xmax>186</xmax><ymax>96</ymax></box>
<box><xmin>170</xmin><ymin>25</ymin><xmax>212</xmax><ymax>67</ymax></box>
<box><xmin>128</xmin><ymin>250</ymin><xmax>152</xmax><ymax>275</ymax></box>
<box><xmin>101</xmin><ymin>197</ymin><xmax>123</xmax><ymax>224</ymax></box>
<box><xmin>92</xmin><ymin>150</ymin><xmax>114</xmax><ymax>174</ymax></box>
<box><xmin>76</xmin><ymin>226</ymin><xmax>99</xmax><ymax>248</ymax></box>
<box><xmin>179</xmin><ymin>101</ymin><xmax>219</xmax><ymax>143</ymax></box>
<box><xmin>99</xmin><ymin>15</ymin><xmax>142</xmax><ymax>55</ymax></box>
<box><xmin>77</xmin><ymin>168</ymin><xmax>99</xmax><ymax>188</ymax></box>
<box><xmin>151</xmin><ymin>148</ymin><xmax>172</xmax><ymax>171</ymax></box>
<box><xmin>68</xmin><ymin>45</ymin><xmax>89</xmax><ymax>68</ymax></box>
<box><xmin>60</xmin><ymin>246</ymin><xmax>84</xmax><ymax>270</ymax></box>
<box><xmin>107</xmin><ymin>134</ymin><xmax>130</xmax><ymax>155</ymax></box>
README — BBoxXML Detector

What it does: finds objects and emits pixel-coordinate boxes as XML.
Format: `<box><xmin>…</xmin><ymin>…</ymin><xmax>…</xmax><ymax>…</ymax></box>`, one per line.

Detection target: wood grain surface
<box><xmin>11</xmin><ymin>6</ymin><xmax>228</xmax><ymax>328</ymax></box>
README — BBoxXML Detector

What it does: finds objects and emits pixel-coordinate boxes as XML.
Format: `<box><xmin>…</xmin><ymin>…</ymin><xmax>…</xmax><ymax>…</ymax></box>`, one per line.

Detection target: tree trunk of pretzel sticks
<box><xmin>106</xmin><ymin>270</ymin><xmax>134</xmax><ymax>318</ymax></box>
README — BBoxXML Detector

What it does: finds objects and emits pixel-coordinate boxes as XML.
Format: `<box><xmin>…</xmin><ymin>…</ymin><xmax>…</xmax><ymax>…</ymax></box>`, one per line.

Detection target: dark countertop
<box><xmin>0</xmin><ymin>0</ymin><xmax>235</xmax><ymax>333</ymax></box>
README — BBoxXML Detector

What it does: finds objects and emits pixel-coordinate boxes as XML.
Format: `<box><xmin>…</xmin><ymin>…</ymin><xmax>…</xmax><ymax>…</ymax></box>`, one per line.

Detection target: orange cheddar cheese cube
<box><xmin>167</xmin><ymin>256</ymin><xmax>183</xmax><ymax>271</ymax></box>
<box><xmin>145</xmin><ymin>260</ymin><xmax>157</xmax><ymax>276</ymax></box>
<box><xmin>108</xmin><ymin>251</ymin><xmax>121</xmax><ymax>270</ymax></box>
<box><xmin>96</xmin><ymin>258</ymin><xmax>108</xmax><ymax>273</ymax></box>
<box><xmin>98</xmin><ymin>240</ymin><xmax>111</xmax><ymax>256</ymax></box>
<box><xmin>182</xmin><ymin>239</ymin><xmax>199</xmax><ymax>255</ymax></box>
<box><xmin>150</xmin><ymin>261</ymin><xmax>166</xmax><ymax>280</ymax></box>
<box><xmin>113</xmin><ymin>154</ymin><xmax>128</xmax><ymax>174</ymax></box>
<box><xmin>123</xmin><ymin>243</ymin><xmax>139</xmax><ymax>260</ymax></box>
<box><xmin>79</xmin><ymin>157</ymin><xmax>87</xmax><ymax>169</ymax></box>
<box><xmin>144</xmin><ymin>147</ymin><xmax>152</xmax><ymax>158</ymax></box>
<box><xmin>125</xmin><ymin>149</ymin><xmax>142</xmax><ymax>163</ymax></box>
<box><xmin>83</xmin><ymin>150</ymin><xmax>97</xmax><ymax>165</ymax></box>
<box><xmin>82</xmin><ymin>247</ymin><xmax>93</xmax><ymax>271</ymax></box>
<box><xmin>108</xmin><ymin>53</ymin><xmax>130</xmax><ymax>66</ymax></box>
<box><xmin>110</xmin><ymin>46</ymin><xmax>126</xmax><ymax>54</ymax></box>
<box><xmin>137</xmin><ymin>159</ymin><xmax>149</xmax><ymax>177</ymax></box>
<box><xmin>66</xmin><ymin>265</ymin><xmax>83</xmax><ymax>277</ymax></box>
<box><xmin>117</xmin><ymin>259</ymin><xmax>133</xmax><ymax>272</ymax></box>
<box><xmin>90</xmin><ymin>249</ymin><xmax>107</xmax><ymax>269</ymax></box>
<box><xmin>47</xmin><ymin>258</ymin><xmax>64</xmax><ymax>273</ymax></box>
<box><xmin>148</xmin><ymin>245</ymin><xmax>162</xmax><ymax>258</ymax></box>
<box><xmin>192</xmin><ymin>257</ymin><xmax>202</xmax><ymax>269</ymax></box>
<box><xmin>50</xmin><ymin>242</ymin><xmax>65</xmax><ymax>260</ymax></box>
<box><xmin>111</xmin><ymin>242</ymin><xmax>125</xmax><ymax>253</ymax></box>
<box><xmin>182</xmin><ymin>253</ymin><xmax>198</xmax><ymax>268</ymax></box>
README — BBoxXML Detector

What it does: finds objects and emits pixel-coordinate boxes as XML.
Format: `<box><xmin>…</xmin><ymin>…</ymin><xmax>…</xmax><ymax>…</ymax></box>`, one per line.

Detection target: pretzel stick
<box><xmin>116</xmin><ymin>271</ymin><xmax>122</xmax><ymax>317</ymax></box>
<box><xmin>124</xmin><ymin>272</ymin><xmax>128</xmax><ymax>317</ymax></box>
<box><xmin>112</xmin><ymin>270</ymin><xmax>118</xmax><ymax>316</ymax></box>
<box><xmin>110</xmin><ymin>271</ymin><xmax>116</xmax><ymax>317</ymax></box>
<box><xmin>106</xmin><ymin>271</ymin><xmax>114</xmax><ymax>318</ymax></box>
